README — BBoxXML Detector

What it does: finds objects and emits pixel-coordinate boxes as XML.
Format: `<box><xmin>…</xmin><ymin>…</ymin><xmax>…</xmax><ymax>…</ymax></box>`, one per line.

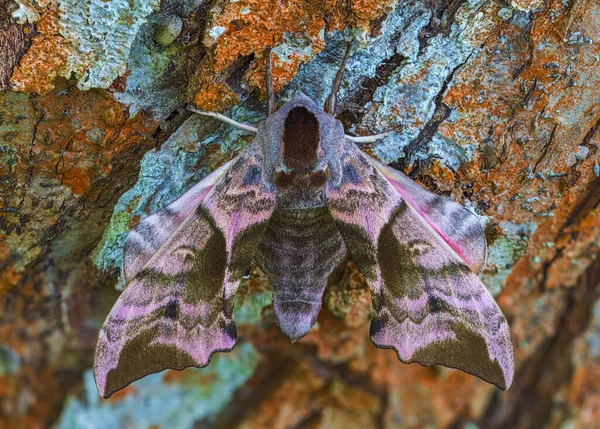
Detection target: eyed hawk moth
<box><xmin>94</xmin><ymin>44</ymin><xmax>514</xmax><ymax>398</ymax></box>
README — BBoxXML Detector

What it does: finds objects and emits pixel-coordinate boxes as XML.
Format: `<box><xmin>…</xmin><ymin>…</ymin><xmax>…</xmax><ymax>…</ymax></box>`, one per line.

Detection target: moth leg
<box><xmin>345</xmin><ymin>131</ymin><xmax>394</xmax><ymax>143</ymax></box>
<box><xmin>265</xmin><ymin>47</ymin><xmax>276</xmax><ymax>115</ymax></box>
<box><xmin>324</xmin><ymin>41</ymin><xmax>352</xmax><ymax>115</ymax></box>
<box><xmin>186</xmin><ymin>106</ymin><xmax>258</xmax><ymax>133</ymax></box>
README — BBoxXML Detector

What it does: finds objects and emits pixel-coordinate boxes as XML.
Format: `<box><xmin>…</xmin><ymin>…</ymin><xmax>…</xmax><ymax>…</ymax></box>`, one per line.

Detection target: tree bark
<box><xmin>1</xmin><ymin>0</ymin><xmax>599</xmax><ymax>428</ymax></box>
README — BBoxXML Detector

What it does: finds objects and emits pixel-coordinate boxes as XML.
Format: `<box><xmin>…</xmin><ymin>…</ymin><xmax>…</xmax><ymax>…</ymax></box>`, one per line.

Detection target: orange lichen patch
<box><xmin>0</xmin><ymin>366</ymin><xmax>61</xmax><ymax>429</ymax></box>
<box><xmin>192</xmin><ymin>0</ymin><xmax>394</xmax><ymax>111</ymax></box>
<box><xmin>441</xmin><ymin>0</ymin><xmax>599</xmax><ymax>224</ymax></box>
<box><xmin>443</xmin><ymin>79</ymin><xmax>516</xmax><ymax>122</ymax></box>
<box><xmin>0</xmin><ymin>264</ymin><xmax>23</xmax><ymax>294</ymax></box>
<box><xmin>10</xmin><ymin>8</ymin><xmax>71</xmax><ymax>94</ymax></box>
<box><xmin>207</xmin><ymin>2</ymin><xmax>320</xmax><ymax>72</ymax></box>
<box><xmin>0</xmin><ymin>83</ymin><xmax>157</xmax><ymax>303</ymax></box>
<box><xmin>0</xmin><ymin>242</ymin><xmax>22</xmax><ymax>292</ymax></box>
<box><xmin>247</xmin><ymin>50</ymin><xmax>317</xmax><ymax>95</ymax></box>
<box><xmin>193</xmin><ymin>81</ymin><xmax>239</xmax><ymax>112</ymax></box>
<box><xmin>537</xmin><ymin>163</ymin><xmax>600</xmax><ymax>289</ymax></box>
<box><xmin>567</xmin><ymin>361</ymin><xmax>600</xmax><ymax>426</ymax></box>
<box><xmin>0</xmin><ymin>83</ymin><xmax>158</xmax><ymax>424</ymax></box>
<box><xmin>100</xmin><ymin>103</ymin><xmax>127</xmax><ymax>128</ymax></box>
<box><xmin>200</xmin><ymin>0</ymin><xmax>328</xmax><ymax>103</ymax></box>
<box><xmin>567</xmin><ymin>363</ymin><xmax>587</xmax><ymax>406</ymax></box>
<box><xmin>32</xmin><ymin>86</ymin><xmax>158</xmax><ymax>196</ymax></box>
<box><xmin>350</xmin><ymin>0</ymin><xmax>394</xmax><ymax>21</ymax></box>
<box><xmin>420</xmin><ymin>159</ymin><xmax>456</xmax><ymax>193</ymax></box>
<box><xmin>237</xmin><ymin>362</ymin><xmax>326</xmax><ymax>429</ymax></box>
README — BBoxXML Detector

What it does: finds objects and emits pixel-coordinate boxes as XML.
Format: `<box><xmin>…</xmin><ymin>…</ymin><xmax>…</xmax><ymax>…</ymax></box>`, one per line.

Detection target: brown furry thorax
<box><xmin>282</xmin><ymin>106</ymin><xmax>320</xmax><ymax>170</ymax></box>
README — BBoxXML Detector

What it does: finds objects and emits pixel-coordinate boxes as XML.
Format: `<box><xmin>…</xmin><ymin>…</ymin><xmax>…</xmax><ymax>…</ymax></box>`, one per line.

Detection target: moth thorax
<box><xmin>282</xmin><ymin>106</ymin><xmax>320</xmax><ymax>170</ymax></box>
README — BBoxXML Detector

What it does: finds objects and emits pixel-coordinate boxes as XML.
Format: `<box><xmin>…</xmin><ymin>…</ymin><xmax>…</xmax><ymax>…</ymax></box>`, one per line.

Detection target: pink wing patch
<box><xmin>122</xmin><ymin>157</ymin><xmax>236</xmax><ymax>283</ymax></box>
<box><xmin>94</xmin><ymin>143</ymin><xmax>275</xmax><ymax>398</ymax></box>
<box><xmin>366</xmin><ymin>156</ymin><xmax>487</xmax><ymax>273</ymax></box>
<box><xmin>326</xmin><ymin>142</ymin><xmax>514</xmax><ymax>390</ymax></box>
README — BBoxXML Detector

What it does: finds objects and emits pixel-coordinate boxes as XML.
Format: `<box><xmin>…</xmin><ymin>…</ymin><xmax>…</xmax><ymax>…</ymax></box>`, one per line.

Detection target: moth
<box><xmin>94</xmin><ymin>44</ymin><xmax>514</xmax><ymax>398</ymax></box>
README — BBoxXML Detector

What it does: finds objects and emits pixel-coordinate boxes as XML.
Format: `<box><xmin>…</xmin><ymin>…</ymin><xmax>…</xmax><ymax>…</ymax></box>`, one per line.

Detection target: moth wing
<box><xmin>326</xmin><ymin>143</ymin><xmax>514</xmax><ymax>390</ymax></box>
<box><xmin>94</xmin><ymin>143</ymin><xmax>276</xmax><ymax>398</ymax></box>
<box><xmin>122</xmin><ymin>157</ymin><xmax>236</xmax><ymax>283</ymax></box>
<box><xmin>366</xmin><ymin>156</ymin><xmax>487</xmax><ymax>273</ymax></box>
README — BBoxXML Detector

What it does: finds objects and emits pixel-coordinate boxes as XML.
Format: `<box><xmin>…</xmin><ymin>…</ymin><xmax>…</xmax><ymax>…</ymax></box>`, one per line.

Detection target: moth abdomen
<box><xmin>272</xmin><ymin>295</ymin><xmax>322</xmax><ymax>342</ymax></box>
<box><xmin>257</xmin><ymin>206</ymin><xmax>346</xmax><ymax>340</ymax></box>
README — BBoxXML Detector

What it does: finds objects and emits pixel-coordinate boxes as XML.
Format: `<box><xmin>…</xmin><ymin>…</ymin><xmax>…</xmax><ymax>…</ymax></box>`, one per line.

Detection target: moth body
<box><xmin>257</xmin><ymin>207</ymin><xmax>345</xmax><ymax>341</ymax></box>
<box><xmin>94</xmin><ymin>52</ymin><xmax>515</xmax><ymax>399</ymax></box>
<box><xmin>253</xmin><ymin>93</ymin><xmax>349</xmax><ymax>341</ymax></box>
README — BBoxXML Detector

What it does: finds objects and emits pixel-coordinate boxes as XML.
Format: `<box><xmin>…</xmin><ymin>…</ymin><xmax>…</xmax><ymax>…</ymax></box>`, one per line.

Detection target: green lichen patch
<box><xmin>481</xmin><ymin>228</ymin><xmax>529</xmax><ymax>296</ymax></box>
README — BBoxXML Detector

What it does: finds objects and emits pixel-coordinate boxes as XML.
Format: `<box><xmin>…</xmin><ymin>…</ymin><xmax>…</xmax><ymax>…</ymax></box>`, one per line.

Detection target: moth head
<box><xmin>258</xmin><ymin>91</ymin><xmax>345</xmax><ymax>191</ymax></box>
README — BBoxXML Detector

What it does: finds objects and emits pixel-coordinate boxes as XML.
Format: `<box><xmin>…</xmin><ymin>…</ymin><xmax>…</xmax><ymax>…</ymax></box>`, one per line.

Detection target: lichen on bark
<box><xmin>1</xmin><ymin>0</ymin><xmax>600</xmax><ymax>428</ymax></box>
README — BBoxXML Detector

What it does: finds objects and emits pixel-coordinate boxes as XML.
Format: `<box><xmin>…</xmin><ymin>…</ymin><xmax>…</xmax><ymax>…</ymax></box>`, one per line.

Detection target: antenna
<box><xmin>265</xmin><ymin>47</ymin><xmax>276</xmax><ymax>115</ymax></box>
<box><xmin>324</xmin><ymin>41</ymin><xmax>352</xmax><ymax>115</ymax></box>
